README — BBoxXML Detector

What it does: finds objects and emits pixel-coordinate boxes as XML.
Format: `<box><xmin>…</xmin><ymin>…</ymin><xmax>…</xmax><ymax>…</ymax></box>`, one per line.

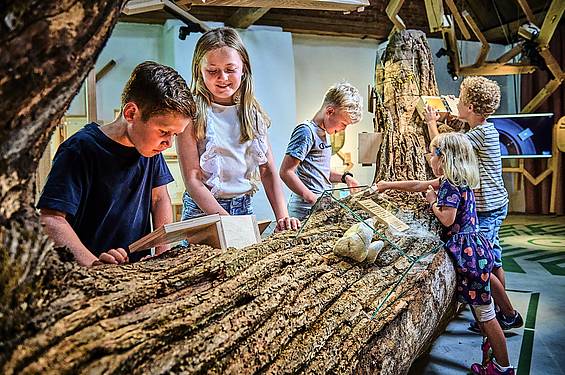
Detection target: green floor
<box><xmin>410</xmin><ymin>214</ymin><xmax>565</xmax><ymax>374</ymax></box>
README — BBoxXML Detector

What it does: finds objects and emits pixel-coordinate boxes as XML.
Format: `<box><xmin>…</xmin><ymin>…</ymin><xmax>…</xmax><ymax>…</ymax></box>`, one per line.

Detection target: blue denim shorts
<box><xmin>287</xmin><ymin>193</ymin><xmax>313</xmax><ymax>221</ymax></box>
<box><xmin>181</xmin><ymin>192</ymin><xmax>253</xmax><ymax>220</ymax></box>
<box><xmin>477</xmin><ymin>204</ymin><xmax>508</xmax><ymax>268</ymax></box>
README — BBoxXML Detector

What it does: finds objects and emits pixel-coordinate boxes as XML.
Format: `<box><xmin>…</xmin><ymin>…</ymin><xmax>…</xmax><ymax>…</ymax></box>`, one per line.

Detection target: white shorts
<box><xmin>471</xmin><ymin>300</ymin><xmax>496</xmax><ymax>323</ymax></box>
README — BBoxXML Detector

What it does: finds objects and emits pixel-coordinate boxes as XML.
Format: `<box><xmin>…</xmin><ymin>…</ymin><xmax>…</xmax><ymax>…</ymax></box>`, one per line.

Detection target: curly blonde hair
<box><xmin>322</xmin><ymin>81</ymin><xmax>363</xmax><ymax>124</ymax></box>
<box><xmin>459</xmin><ymin>76</ymin><xmax>500</xmax><ymax>118</ymax></box>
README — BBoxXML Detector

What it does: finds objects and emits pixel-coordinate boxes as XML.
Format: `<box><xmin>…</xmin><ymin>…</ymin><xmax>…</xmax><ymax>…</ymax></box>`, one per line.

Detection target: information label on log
<box><xmin>357</xmin><ymin>199</ymin><xmax>410</xmax><ymax>232</ymax></box>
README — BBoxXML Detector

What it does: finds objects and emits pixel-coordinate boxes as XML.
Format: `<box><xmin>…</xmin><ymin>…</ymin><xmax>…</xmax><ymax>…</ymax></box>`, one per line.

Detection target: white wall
<box><xmin>293</xmin><ymin>34</ymin><xmax>379</xmax><ymax>191</ymax></box>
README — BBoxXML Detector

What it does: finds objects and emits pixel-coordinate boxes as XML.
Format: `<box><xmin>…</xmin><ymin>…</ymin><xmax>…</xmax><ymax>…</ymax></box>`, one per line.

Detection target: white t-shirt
<box><xmin>197</xmin><ymin>103</ymin><xmax>268</xmax><ymax>199</ymax></box>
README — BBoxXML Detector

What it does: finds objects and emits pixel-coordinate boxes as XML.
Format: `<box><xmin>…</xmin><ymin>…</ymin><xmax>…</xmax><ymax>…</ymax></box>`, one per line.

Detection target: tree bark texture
<box><xmin>373</xmin><ymin>30</ymin><xmax>439</xmax><ymax>184</ymax></box>
<box><xmin>2</xmin><ymin>195</ymin><xmax>455</xmax><ymax>374</ymax></box>
<box><xmin>0</xmin><ymin>0</ymin><xmax>127</xmax><ymax>352</ymax></box>
<box><xmin>0</xmin><ymin>16</ymin><xmax>457</xmax><ymax>375</ymax></box>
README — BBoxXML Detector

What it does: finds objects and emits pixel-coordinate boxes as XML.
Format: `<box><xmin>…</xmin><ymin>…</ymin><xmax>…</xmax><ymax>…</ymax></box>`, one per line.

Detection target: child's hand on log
<box><xmin>91</xmin><ymin>248</ymin><xmax>129</xmax><ymax>266</ymax></box>
<box><xmin>275</xmin><ymin>216</ymin><xmax>301</xmax><ymax>232</ymax></box>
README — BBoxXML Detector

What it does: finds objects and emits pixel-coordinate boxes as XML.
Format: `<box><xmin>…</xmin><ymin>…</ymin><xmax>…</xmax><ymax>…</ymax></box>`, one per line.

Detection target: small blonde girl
<box><xmin>377</xmin><ymin>132</ymin><xmax>514</xmax><ymax>375</ymax></box>
<box><xmin>176</xmin><ymin>27</ymin><xmax>299</xmax><ymax>231</ymax></box>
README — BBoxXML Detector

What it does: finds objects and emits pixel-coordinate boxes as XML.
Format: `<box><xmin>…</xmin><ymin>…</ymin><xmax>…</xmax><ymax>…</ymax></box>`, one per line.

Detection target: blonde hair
<box><xmin>191</xmin><ymin>27</ymin><xmax>270</xmax><ymax>142</ymax></box>
<box><xmin>322</xmin><ymin>81</ymin><xmax>363</xmax><ymax>123</ymax></box>
<box><xmin>430</xmin><ymin>132</ymin><xmax>479</xmax><ymax>189</ymax></box>
<box><xmin>460</xmin><ymin>76</ymin><xmax>501</xmax><ymax>118</ymax></box>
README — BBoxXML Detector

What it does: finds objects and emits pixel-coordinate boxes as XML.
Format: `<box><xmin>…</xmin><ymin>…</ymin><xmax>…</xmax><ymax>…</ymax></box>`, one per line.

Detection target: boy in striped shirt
<box><xmin>426</xmin><ymin>76</ymin><xmax>523</xmax><ymax>334</ymax></box>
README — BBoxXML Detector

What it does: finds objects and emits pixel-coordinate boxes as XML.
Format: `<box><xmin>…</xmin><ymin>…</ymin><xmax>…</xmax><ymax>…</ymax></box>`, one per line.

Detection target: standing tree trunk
<box><xmin>1</xmin><ymin>15</ymin><xmax>456</xmax><ymax>375</ymax></box>
<box><xmin>373</xmin><ymin>30</ymin><xmax>439</xmax><ymax>184</ymax></box>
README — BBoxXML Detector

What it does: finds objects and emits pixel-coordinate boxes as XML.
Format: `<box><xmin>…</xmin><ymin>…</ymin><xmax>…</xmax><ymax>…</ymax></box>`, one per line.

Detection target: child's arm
<box><xmin>261</xmin><ymin>143</ymin><xmax>301</xmax><ymax>231</ymax></box>
<box><xmin>150</xmin><ymin>185</ymin><xmax>173</xmax><ymax>255</ymax></box>
<box><xmin>376</xmin><ymin>178</ymin><xmax>440</xmax><ymax>193</ymax></box>
<box><xmin>39</xmin><ymin>209</ymin><xmax>129</xmax><ymax>266</ymax></box>
<box><xmin>279</xmin><ymin>155</ymin><xmax>318</xmax><ymax>204</ymax></box>
<box><xmin>424</xmin><ymin>104</ymin><xmax>440</xmax><ymax>140</ymax></box>
<box><xmin>425</xmin><ymin>185</ymin><xmax>457</xmax><ymax>227</ymax></box>
<box><xmin>329</xmin><ymin>170</ymin><xmax>359</xmax><ymax>192</ymax></box>
<box><xmin>176</xmin><ymin>128</ymin><xmax>229</xmax><ymax>216</ymax></box>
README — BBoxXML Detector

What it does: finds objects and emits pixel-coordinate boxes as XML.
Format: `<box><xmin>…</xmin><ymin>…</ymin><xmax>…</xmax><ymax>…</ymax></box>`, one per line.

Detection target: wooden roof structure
<box><xmin>120</xmin><ymin>0</ymin><xmax>559</xmax><ymax>43</ymax></box>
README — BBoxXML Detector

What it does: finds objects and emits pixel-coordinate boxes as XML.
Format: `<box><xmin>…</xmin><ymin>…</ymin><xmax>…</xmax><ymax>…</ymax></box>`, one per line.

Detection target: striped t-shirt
<box><xmin>464</xmin><ymin>122</ymin><xmax>508</xmax><ymax>212</ymax></box>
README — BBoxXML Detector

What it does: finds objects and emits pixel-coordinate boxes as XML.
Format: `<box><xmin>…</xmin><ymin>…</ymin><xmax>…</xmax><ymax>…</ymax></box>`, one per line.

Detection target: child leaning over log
<box><xmin>376</xmin><ymin>132</ymin><xmax>514</xmax><ymax>375</ymax></box>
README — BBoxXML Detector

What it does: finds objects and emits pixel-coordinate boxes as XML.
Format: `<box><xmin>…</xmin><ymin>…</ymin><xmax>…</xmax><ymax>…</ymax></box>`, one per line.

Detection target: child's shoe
<box><xmin>469</xmin><ymin>310</ymin><xmax>524</xmax><ymax>332</ymax></box>
<box><xmin>496</xmin><ymin>310</ymin><xmax>524</xmax><ymax>330</ymax></box>
<box><xmin>470</xmin><ymin>361</ymin><xmax>515</xmax><ymax>375</ymax></box>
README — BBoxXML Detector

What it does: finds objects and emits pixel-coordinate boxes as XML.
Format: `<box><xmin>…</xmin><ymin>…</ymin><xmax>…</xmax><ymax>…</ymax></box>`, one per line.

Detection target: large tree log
<box><xmin>0</xmin><ymin>6</ymin><xmax>456</xmax><ymax>373</ymax></box>
<box><xmin>2</xmin><ymin>198</ymin><xmax>455</xmax><ymax>374</ymax></box>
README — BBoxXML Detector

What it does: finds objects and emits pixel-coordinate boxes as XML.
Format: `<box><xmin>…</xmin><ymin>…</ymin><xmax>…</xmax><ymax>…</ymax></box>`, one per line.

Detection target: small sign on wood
<box><xmin>357</xmin><ymin>199</ymin><xmax>410</xmax><ymax>232</ymax></box>
<box><xmin>129</xmin><ymin>214</ymin><xmax>262</xmax><ymax>252</ymax></box>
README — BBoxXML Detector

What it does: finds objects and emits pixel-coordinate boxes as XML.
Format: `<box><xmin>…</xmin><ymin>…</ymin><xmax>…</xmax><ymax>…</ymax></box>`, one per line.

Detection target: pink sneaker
<box><xmin>481</xmin><ymin>339</ymin><xmax>493</xmax><ymax>365</ymax></box>
<box><xmin>471</xmin><ymin>361</ymin><xmax>515</xmax><ymax>375</ymax></box>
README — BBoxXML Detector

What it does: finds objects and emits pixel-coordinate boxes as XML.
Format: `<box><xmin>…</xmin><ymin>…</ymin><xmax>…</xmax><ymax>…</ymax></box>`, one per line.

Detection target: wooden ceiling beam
<box><xmin>537</xmin><ymin>0</ymin><xmax>565</xmax><ymax>47</ymax></box>
<box><xmin>515</xmin><ymin>0</ymin><xmax>537</xmax><ymax>24</ymax></box>
<box><xmin>443</xmin><ymin>0</ymin><xmax>471</xmax><ymax>39</ymax></box>
<box><xmin>226</xmin><ymin>7</ymin><xmax>271</xmax><ymax>28</ymax></box>
<box><xmin>183</xmin><ymin>0</ymin><xmax>369</xmax><ymax>12</ymax></box>
<box><xmin>481</xmin><ymin>10</ymin><xmax>547</xmax><ymax>42</ymax></box>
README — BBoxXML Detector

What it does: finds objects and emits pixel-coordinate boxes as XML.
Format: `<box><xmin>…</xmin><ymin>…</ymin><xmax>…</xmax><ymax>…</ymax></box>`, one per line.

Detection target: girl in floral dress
<box><xmin>376</xmin><ymin>132</ymin><xmax>514</xmax><ymax>375</ymax></box>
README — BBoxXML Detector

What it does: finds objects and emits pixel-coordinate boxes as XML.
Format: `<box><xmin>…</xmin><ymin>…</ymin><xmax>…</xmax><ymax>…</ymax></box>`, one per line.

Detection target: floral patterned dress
<box><xmin>437</xmin><ymin>178</ymin><xmax>494</xmax><ymax>306</ymax></box>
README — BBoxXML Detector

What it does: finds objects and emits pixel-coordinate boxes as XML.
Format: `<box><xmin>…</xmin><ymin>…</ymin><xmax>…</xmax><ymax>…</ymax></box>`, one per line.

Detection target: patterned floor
<box><xmin>410</xmin><ymin>214</ymin><xmax>565</xmax><ymax>375</ymax></box>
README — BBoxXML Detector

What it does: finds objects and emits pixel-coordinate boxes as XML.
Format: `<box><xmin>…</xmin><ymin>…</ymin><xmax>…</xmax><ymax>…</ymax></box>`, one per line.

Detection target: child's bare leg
<box><xmin>479</xmin><ymin>319</ymin><xmax>510</xmax><ymax>367</ymax></box>
<box><xmin>493</xmin><ymin>266</ymin><xmax>506</xmax><ymax>288</ymax></box>
<box><xmin>490</xmin><ymin>273</ymin><xmax>515</xmax><ymax>317</ymax></box>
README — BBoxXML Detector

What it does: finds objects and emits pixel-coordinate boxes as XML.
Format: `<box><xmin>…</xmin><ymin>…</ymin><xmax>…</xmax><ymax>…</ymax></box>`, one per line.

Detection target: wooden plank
<box><xmin>495</xmin><ymin>42</ymin><xmax>524</xmax><ymax>64</ymax></box>
<box><xmin>227</xmin><ymin>7</ymin><xmax>270</xmax><ymax>28</ymax></box>
<box><xmin>95</xmin><ymin>59</ymin><xmax>116</xmax><ymax>82</ymax></box>
<box><xmin>440</xmin><ymin>16</ymin><xmax>460</xmax><ymax>76</ymax></box>
<box><xmin>538</xmin><ymin>0</ymin><xmax>565</xmax><ymax>47</ymax></box>
<box><xmin>386</xmin><ymin>0</ymin><xmax>406</xmax><ymax>30</ymax></box>
<box><xmin>461</xmin><ymin>9</ymin><xmax>489</xmax><ymax>67</ymax></box>
<box><xmin>515</xmin><ymin>0</ymin><xmax>537</xmax><ymax>24</ymax></box>
<box><xmin>85</xmin><ymin>69</ymin><xmax>97</xmax><ymax>124</ymax></box>
<box><xmin>538</xmin><ymin>47</ymin><xmax>564</xmax><ymax>80</ymax></box>
<box><xmin>444</xmin><ymin>0</ymin><xmax>470</xmax><ymax>40</ymax></box>
<box><xmin>357</xmin><ymin>199</ymin><xmax>409</xmax><ymax>232</ymax></box>
<box><xmin>123</xmin><ymin>0</ymin><xmax>210</xmax><ymax>31</ymax></box>
<box><xmin>183</xmin><ymin>0</ymin><xmax>369</xmax><ymax>11</ymax></box>
<box><xmin>482</xmin><ymin>10</ymin><xmax>546</xmax><ymax>42</ymax></box>
<box><xmin>424</xmin><ymin>0</ymin><xmax>444</xmax><ymax>33</ymax></box>
<box><xmin>459</xmin><ymin>63</ymin><xmax>536</xmax><ymax>76</ymax></box>
<box><xmin>521</xmin><ymin>78</ymin><xmax>563</xmax><ymax>113</ymax></box>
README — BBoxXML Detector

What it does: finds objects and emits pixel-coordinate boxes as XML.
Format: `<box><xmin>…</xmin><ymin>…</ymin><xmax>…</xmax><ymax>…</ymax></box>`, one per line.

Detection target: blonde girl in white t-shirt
<box><xmin>176</xmin><ymin>27</ymin><xmax>300</xmax><ymax>232</ymax></box>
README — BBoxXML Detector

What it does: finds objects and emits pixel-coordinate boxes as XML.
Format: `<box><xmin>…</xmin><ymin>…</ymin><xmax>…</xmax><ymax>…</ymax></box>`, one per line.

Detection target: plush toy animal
<box><xmin>333</xmin><ymin>218</ymin><xmax>384</xmax><ymax>263</ymax></box>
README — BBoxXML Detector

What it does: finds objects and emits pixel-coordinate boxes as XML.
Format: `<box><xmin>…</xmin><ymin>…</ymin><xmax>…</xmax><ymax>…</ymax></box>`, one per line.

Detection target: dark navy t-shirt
<box><xmin>37</xmin><ymin>123</ymin><xmax>173</xmax><ymax>262</ymax></box>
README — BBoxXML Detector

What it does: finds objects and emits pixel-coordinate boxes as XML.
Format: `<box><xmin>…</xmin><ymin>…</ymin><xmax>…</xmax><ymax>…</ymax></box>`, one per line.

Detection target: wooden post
<box><xmin>85</xmin><ymin>69</ymin><xmax>97</xmax><ymax>124</ymax></box>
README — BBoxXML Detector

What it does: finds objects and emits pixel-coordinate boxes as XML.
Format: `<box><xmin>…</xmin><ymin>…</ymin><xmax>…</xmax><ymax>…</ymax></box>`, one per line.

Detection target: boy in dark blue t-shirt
<box><xmin>38</xmin><ymin>61</ymin><xmax>195</xmax><ymax>266</ymax></box>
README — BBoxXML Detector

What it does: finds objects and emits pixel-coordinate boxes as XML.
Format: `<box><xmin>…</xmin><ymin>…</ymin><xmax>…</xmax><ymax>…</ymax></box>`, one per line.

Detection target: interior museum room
<box><xmin>1</xmin><ymin>1</ymin><xmax>564</xmax><ymax>374</ymax></box>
